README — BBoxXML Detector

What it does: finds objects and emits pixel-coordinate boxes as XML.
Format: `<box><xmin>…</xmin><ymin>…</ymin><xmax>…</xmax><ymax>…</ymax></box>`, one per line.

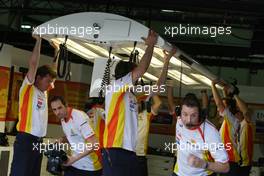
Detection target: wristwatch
<box><xmin>203</xmin><ymin>161</ymin><xmax>209</xmax><ymax>169</ymax></box>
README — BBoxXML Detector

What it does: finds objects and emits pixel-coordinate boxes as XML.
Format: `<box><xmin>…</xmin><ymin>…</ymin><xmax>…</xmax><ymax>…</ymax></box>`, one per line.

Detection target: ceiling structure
<box><xmin>0</xmin><ymin>0</ymin><xmax>264</xmax><ymax>71</ymax></box>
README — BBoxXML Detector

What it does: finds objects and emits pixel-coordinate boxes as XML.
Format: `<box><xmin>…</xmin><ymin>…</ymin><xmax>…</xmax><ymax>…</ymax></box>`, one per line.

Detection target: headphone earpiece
<box><xmin>175</xmin><ymin>106</ymin><xmax>181</xmax><ymax>117</ymax></box>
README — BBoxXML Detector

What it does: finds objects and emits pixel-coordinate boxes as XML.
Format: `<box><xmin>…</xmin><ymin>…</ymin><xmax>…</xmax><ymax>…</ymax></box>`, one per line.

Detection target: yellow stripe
<box><xmin>113</xmin><ymin>98</ymin><xmax>125</xmax><ymax>147</ymax></box>
<box><xmin>202</xmin><ymin>151</ymin><xmax>214</xmax><ymax>175</ymax></box>
<box><xmin>173</xmin><ymin>162</ymin><xmax>179</xmax><ymax>173</ymax></box>
<box><xmin>143</xmin><ymin>112</ymin><xmax>151</xmax><ymax>155</ymax></box>
<box><xmin>25</xmin><ymin>88</ymin><xmax>34</xmax><ymax>133</ymax></box>
<box><xmin>174</xmin><ymin>150</ymin><xmax>179</xmax><ymax>173</ymax></box>
<box><xmin>88</xmin><ymin>152</ymin><xmax>102</xmax><ymax>170</ymax></box>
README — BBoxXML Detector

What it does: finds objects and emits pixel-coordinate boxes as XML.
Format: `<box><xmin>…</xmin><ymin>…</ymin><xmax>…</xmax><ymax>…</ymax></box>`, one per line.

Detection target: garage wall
<box><xmin>0</xmin><ymin>44</ymin><xmax>12</xmax><ymax>132</ymax></box>
<box><xmin>208</xmin><ymin>66</ymin><xmax>264</xmax><ymax>87</ymax></box>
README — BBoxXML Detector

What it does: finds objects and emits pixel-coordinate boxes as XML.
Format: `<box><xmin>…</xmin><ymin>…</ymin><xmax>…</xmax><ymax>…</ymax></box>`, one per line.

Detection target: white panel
<box><xmin>102</xmin><ymin>19</ymin><xmax>130</xmax><ymax>37</ymax></box>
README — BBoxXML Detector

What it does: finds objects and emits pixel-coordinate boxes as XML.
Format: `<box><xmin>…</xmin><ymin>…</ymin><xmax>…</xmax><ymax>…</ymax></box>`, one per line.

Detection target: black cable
<box><xmin>179</xmin><ymin>57</ymin><xmax>183</xmax><ymax>98</ymax></box>
<box><xmin>65</xmin><ymin>62</ymin><xmax>71</xmax><ymax>81</ymax></box>
<box><xmin>129</xmin><ymin>41</ymin><xmax>137</xmax><ymax>63</ymax></box>
<box><xmin>99</xmin><ymin>47</ymin><xmax>112</xmax><ymax>98</ymax></box>
<box><xmin>57</xmin><ymin>36</ymin><xmax>68</xmax><ymax>78</ymax></box>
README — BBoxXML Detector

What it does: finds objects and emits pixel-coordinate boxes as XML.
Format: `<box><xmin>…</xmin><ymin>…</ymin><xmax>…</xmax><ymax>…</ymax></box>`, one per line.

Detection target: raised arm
<box><xmin>167</xmin><ymin>86</ymin><xmax>176</xmax><ymax>115</ymax></box>
<box><xmin>132</xmin><ymin>30</ymin><xmax>158</xmax><ymax>83</ymax></box>
<box><xmin>27</xmin><ymin>35</ymin><xmax>42</xmax><ymax>83</ymax></box>
<box><xmin>156</xmin><ymin>47</ymin><xmax>177</xmax><ymax>87</ymax></box>
<box><xmin>201</xmin><ymin>89</ymin><xmax>209</xmax><ymax>109</ymax></box>
<box><xmin>211</xmin><ymin>80</ymin><xmax>225</xmax><ymax>112</ymax></box>
<box><xmin>234</xmin><ymin>95</ymin><xmax>251</xmax><ymax>122</ymax></box>
<box><xmin>151</xmin><ymin>95</ymin><xmax>162</xmax><ymax>115</ymax></box>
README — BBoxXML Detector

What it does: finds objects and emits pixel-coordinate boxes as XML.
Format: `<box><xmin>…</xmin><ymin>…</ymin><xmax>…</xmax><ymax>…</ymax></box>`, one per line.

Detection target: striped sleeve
<box><xmin>73</xmin><ymin>111</ymin><xmax>95</xmax><ymax>140</ymax></box>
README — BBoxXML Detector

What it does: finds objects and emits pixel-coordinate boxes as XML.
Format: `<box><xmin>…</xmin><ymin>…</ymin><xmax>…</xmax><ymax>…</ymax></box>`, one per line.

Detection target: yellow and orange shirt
<box><xmin>17</xmin><ymin>76</ymin><xmax>48</xmax><ymax>137</ymax></box>
<box><xmin>219</xmin><ymin>108</ymin><xmax>241</xmax><ymax>163</ymax></box>
<box><xmin>103</xmin><ymin>72</ymin><xmax>138</xmax><ymax>152</ymax></box>
<box><xmin>136</xmin><ymin>110</ymin><xmax>155</xmax><ymax>156</ymax></box>
<box><xmin>239</xmin><ymin>119</ymin><xmax>254</xmax><ymax>166</ymax></box>
<box><xmin>89</xmin><ymin>107</ymin><xmax>105</xmax><ymax>148</ymax></box>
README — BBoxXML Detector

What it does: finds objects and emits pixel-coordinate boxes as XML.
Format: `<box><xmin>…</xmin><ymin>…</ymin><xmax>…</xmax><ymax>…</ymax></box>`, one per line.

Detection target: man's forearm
<box><xmin>27</xmin><ymin>38</ymin><xmax>42</xmax><ymax>82</ymax></box>
<box><xmin>138</xmin><ymin>45</ymin><xmax>154</xmax><ymax>73</ymax></box>
<box><xmin>72</xmin><ymin>148</ymin><xmax>94</xmax><ymax>163</ymax></box>
<box><xmin>207</xmin><ymin>161</ymin><xmax>229</xmax><ymax>173</ymax></box>
<box><xmin>157</xmin><ymin>60</ymin><xmax>169</xmax><ymax>87</ymax></box>
<box><xmin>30</xmin><ymin>39</ymin><xmax>42</xmax><ymax>65</ymax></box>
<box><xmin>234</xmin><ymin>95</ymin><xmax>247</xmax><ymax>114</ymax></box>
<box><xmin>211</xmin><ymin>84</ymin><xmax>223</xmax><ymax>110</ymax></box>
<box><xmin>167</xmin><ymin>86</ymin><xmax>175</xmax><ymax>114</ymax></box>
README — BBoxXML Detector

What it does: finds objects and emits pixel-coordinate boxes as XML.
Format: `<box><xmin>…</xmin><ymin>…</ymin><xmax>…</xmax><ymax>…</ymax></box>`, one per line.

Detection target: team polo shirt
<box><xmin>61</xmin><ymin>108</ymin><xmax>102</xmax><ymax>171</ymax></box>
<box><xmin>219</xmin><ymin>108</ymin><xmax>240</xmax><ymax>163</ymax></box>
<box><xmin>89</xmin><ymin>107</ymin><xmax>105</xmax><ymax>148</ymax></box>
<box><xmin>239</xmin><ymin>119</ymin><xmax>254</xmax><ymax>166</ymax></box>
<box><xmin>136</xmin><ymin>109</ymin><xmax>156</xmax><ymax>156</ymax></box>
<box><xmin>17</xmin><ymin>76</ymin><xmax>49</xmax><ymax>137</ymax></box>
<box><xmin>174</xmin><ymin>118</ymin><xmax>228</xmax><ymax>176</ymax></box>
<box><xmin>103</xmin><ymin>72</ymin><xmax>138</xmax><ymax>152</ymax></box>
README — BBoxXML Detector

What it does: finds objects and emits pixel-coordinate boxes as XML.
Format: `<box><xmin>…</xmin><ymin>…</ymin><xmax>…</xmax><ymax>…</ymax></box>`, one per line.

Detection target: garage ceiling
<box><xmin>0</xmin><ymin>0</ymin><xmax>264</xmax><ymax>69</ymax></box>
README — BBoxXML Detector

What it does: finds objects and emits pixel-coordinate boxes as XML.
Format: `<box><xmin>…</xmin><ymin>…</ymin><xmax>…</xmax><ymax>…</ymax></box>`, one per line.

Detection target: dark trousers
<box><xmin>10</xmin><ymin>132</ymin><xmax>43</xmax><ymax>176</ymax></box>
<box><xmin>219</xmin><ymin>162</ymin><xmax>240</xmax><ymax>176</ymax></box>
<box><xmin>238</xmin><ymin>165</ymin><xmax>252</xmax><ymax>176</ymax></box>
<box><xmin>102</xmin><ymin>148</ymin><xmax>139</xmax><ymax>176</ymax></box>
<box><xmin>64</xmin><ymin>166</ymin><xmax>102</xmax><ymax>176</ymax></box>
<box><xmin>137</xmin><ymin>156</ymin><xmax>148</xmax><ymax>176</ymax></box>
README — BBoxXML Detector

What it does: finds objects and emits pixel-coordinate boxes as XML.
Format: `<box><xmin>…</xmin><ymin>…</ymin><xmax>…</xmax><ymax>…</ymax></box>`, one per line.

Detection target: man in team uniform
<box><xmin>233</xmin><ymin>93</ymin><xmax>254</xmax><ymax>176</ymax></box>
<box><xmin>10</xmin><ymin>35</ymin><xmax>57</xmax><ymax>176</ymax></box>
<box><xmin>136</xmin><ymin>94</ymin><xmax>161</xmax><ymax>176</ymax></box>
<box><xmin>211</xmin><ymin>80</ymin><xmax>242</xmax><ymax>176</ymax></box>
<box><xmin>136</xmin><ymin>46</ymin><xmax>176</xmax><ymax>176</ymax></box>
<box><xmin>50</xmin><ymin>96</ymin><xmax>102</xmax><ymax>176</ymax></box>
<box><xmin>86</xmin><ymin>98</ymin><xmax>105</xmax><ymax>149</ymax></box>
<box><xmin>172</xmin><ymin>93</ymin><xmax>230</xmax><ymax>176</ymax></box>
<box><xmin>102</xmin><ymin>30</ymin><xmax>158</xmax><ymax>176</ymax></box>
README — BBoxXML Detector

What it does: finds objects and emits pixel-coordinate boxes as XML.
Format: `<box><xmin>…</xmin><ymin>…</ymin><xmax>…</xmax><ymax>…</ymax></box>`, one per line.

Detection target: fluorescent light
<box><xmin>191</xmin><ymin>73</ymin><xmax>211</xmax><ymax>86</ymax></box>
<box><xmin>168</xmin><ymin>70</ymin><xmax>199</xmax><ymax>85</ymax></box>
<box><xmin>161</xmin><ymin>9</ymin><xmax>175</xmax><ymax>13</ymax></box>
<box><xmin>85</xmin><ymin>43</ymin><xmax>121</xmax><ymax>60</ymax></box>
<box><xmin>143</xmin><ymin>72</ymin><xmax>158</xmax><ymax>81</ymax></box>
<box><xmin>51</xmin><ymin>38</ymin><xmax>99</xmax><ymax>59</ymax></box>
<box><xmin>21</xmin><ymin>25</ymin><xmax>31</xmax><ymax>29</ymax></box>
<box><xmin>191</xmin><ymin>73</ymin><xmax>222</xmax><ymax>88</ymax></box>
<box><xmin>170</xmin><ymin>57</ymin><xmax>190</xmax><ymax>68</ymax></box>
<box><xmin>161</xmin><ymin>9</ymin><xmax>183</xmax><ymax>13</ymax></box>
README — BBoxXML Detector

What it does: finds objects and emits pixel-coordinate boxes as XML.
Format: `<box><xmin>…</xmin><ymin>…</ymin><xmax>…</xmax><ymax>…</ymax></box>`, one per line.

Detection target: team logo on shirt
<box><xmin>70</xmin><ymin>129</ymin><xmax>77</xmax><ymax>136</ymax></box>
<box><xmin>36</xmin><ymin>95</ymin><xmax>45</xmax><ymax>110</ymax></box>
<box><xmin>190</xmin><ymin>139</ymin><xmax>196</xmax><ymax>144</ymax></box>
<box><xmin>129</xmin><ymin>97</ymin><xmax>137</xmax><ymax>112</ymax></box>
